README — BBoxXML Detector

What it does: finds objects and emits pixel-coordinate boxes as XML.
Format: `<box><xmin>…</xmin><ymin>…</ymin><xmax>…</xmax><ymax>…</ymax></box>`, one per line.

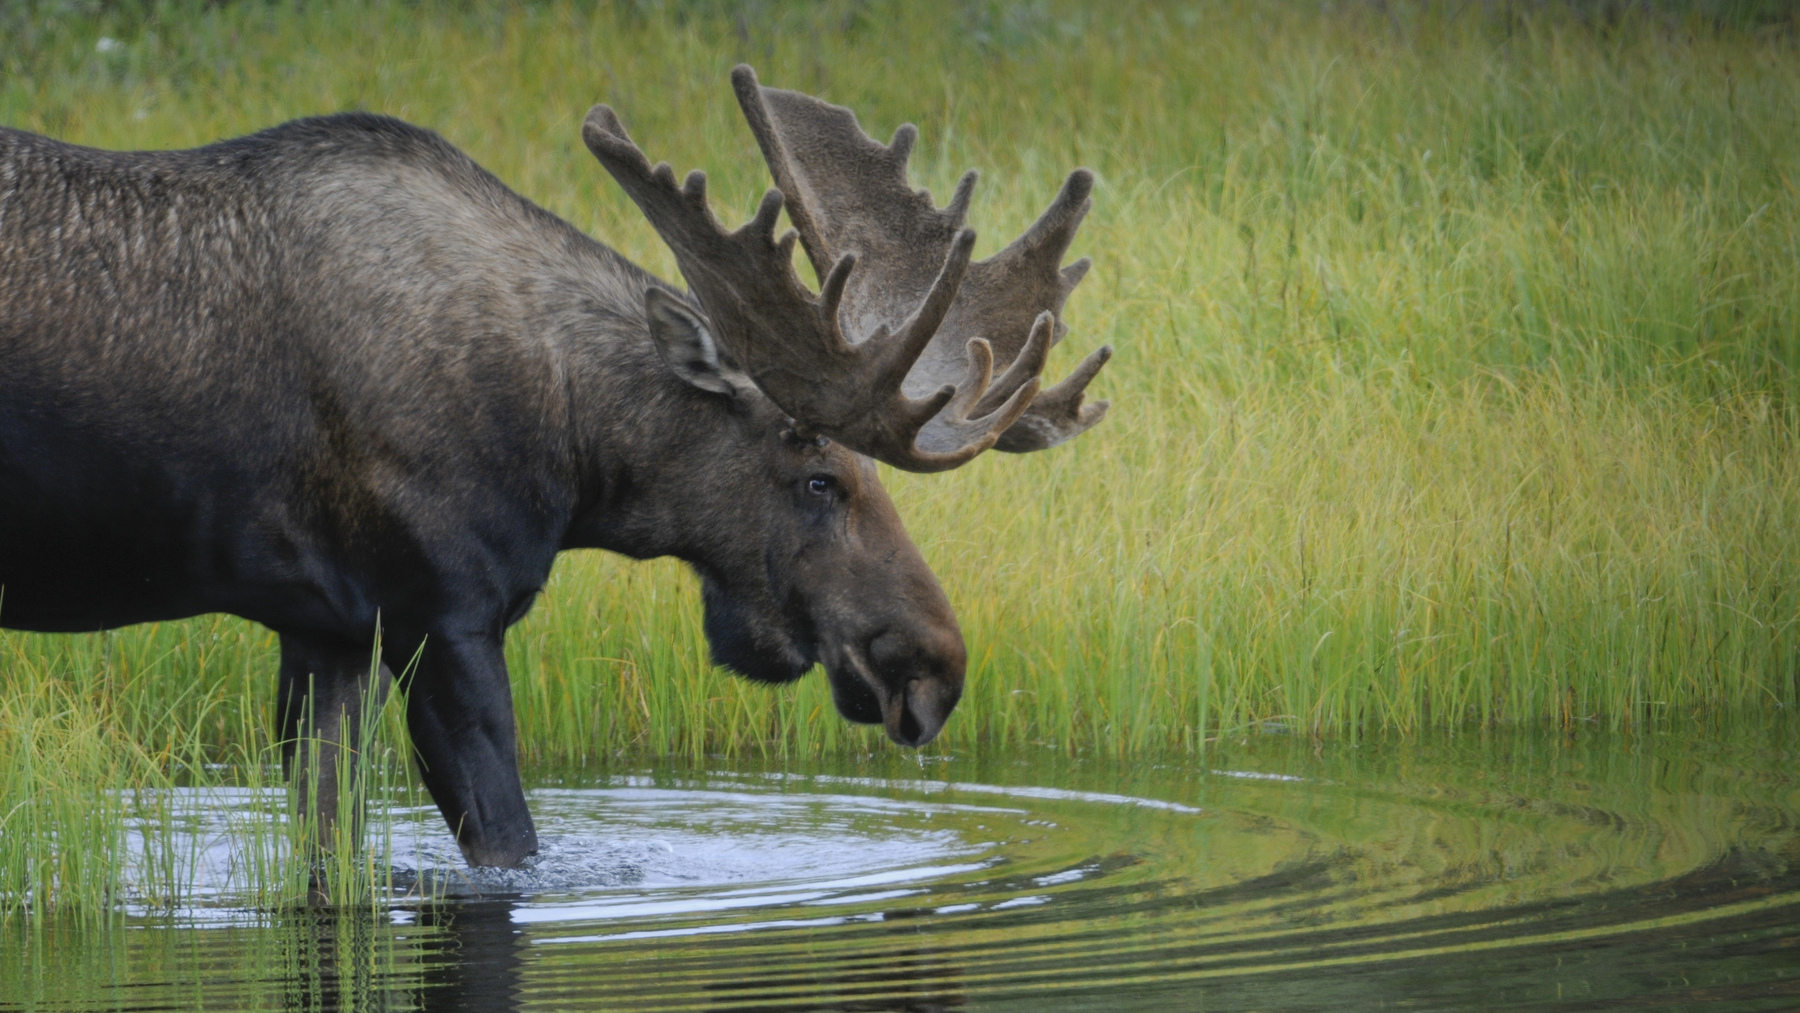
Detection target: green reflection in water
<box><xmin>4</xmin><ymin>718</ymin><xmax>1796</xmax><ymax>1012</ymax></box>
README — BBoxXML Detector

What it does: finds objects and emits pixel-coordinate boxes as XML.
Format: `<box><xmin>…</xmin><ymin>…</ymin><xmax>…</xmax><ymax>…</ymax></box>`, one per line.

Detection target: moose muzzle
<box><xmin>827</xmin><ymin>621</ymin><xmax>965</xmax><ymax>747</ymax></box>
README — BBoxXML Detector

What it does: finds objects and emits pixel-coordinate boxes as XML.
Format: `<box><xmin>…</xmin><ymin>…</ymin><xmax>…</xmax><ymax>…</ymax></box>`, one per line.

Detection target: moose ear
<box><xmin>643</xmin><ymin>288</ymin><xmax>740</xmax><ymax>397</ymax></box>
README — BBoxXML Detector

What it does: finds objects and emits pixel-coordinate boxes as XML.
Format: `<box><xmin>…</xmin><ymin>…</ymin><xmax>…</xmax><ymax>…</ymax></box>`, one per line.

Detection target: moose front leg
<box><xmin>276</xmin><ymin>633</ymin><xmax>392</xmax><ymax>865</ymax></box>
<box><xmin>398</xmin><ymin>634</ymin><xmax>537</xmax><ymax>868</ymax></box>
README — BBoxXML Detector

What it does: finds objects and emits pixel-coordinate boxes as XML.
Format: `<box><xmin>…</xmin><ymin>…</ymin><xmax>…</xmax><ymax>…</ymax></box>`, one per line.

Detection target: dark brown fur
<box><xmin>0</xmin><ymin>113</ymin><xmax>964</xmax><ymax>867</ymax></box>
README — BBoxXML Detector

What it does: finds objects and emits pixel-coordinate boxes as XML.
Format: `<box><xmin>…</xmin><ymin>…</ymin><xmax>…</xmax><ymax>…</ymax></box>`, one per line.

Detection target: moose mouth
<box><xmin>824</xmin><ymin>646</ymin><xmax>950</xmax><ymax>748</ymax></box>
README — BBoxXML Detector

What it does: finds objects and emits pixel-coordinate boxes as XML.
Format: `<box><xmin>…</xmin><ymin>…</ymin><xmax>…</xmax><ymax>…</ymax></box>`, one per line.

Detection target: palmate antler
<box><xmin>582</xmin><ymin>65</ymin><xmax>1110</xmax><ymax>471</ymax></box>
<box><xmin>731</xmin><ymin>66</ymin><xmax>1111</xmax><ymax>455</ymax></box>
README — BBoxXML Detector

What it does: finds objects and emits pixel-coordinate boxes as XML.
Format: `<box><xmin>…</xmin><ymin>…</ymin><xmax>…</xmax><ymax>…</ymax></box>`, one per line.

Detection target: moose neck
<box><xmin>549</xmin><ymin>276</ymin><xmax>766</xmax><ymax>563</ymax></box>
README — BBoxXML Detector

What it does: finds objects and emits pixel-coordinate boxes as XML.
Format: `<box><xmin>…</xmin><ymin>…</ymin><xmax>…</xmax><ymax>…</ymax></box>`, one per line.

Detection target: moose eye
<box><xmin>806</xmin><ymin>476</ymin><xmax>833</xmax><ymax>497</ymax></box>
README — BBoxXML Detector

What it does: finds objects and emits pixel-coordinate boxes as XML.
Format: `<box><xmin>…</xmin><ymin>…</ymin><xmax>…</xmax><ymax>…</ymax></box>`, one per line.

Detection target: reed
<box><xmin>0</xmin><ymin>623</ymin><xmax>426</xmax><ymax>920</ymax></box>
<box><xmin>2</xmin><ymin>0</ymin><xmax>1797</xmax><ymax>912</ymax></box>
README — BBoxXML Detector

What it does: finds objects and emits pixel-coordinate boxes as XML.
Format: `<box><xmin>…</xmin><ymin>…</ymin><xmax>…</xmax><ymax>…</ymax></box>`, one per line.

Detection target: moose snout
<box><xmin>884</xmin><ymin>675</ymin><xmax>961</xmax><ymax>747</ymax></box>
<box><xmin>865</xmin><ymin>626</ymin><xmax>965</xmax><ymax>747</ymax></box>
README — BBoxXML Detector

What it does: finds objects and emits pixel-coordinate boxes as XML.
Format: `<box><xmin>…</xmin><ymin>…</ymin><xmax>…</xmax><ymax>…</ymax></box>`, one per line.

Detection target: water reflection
<box><xmin>258</xmin><ymin>895</ymin><xmax>970</xmax><ymax>1012</ymax></box>
<box><xmin>3</xmin><ymin>720</ymin><xmax>1797</xmax><ymax>1011</ymax></box>
<box><xmin>692</xmin><ymin>933</ymin><xmax>966</xmax><ymax>1013</ymax></box>
<box><xmin>415</xmin><ymin>901</ymin><xmax>526</xmax><ymax>1012</ymax></box>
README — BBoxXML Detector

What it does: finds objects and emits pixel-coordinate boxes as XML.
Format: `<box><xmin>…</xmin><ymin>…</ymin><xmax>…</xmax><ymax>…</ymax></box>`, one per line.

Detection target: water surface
<box><xmin>4</xmin><ymin>722</ymin><xmax>1797</xmax><ymax>1011</ymax></box>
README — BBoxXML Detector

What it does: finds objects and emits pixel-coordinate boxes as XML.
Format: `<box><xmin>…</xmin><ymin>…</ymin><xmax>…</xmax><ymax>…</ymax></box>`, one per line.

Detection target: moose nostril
<box><xmin>895</xmin><ymin>694</ymin><xmax>925</xmax><ymax>745</ymax></box>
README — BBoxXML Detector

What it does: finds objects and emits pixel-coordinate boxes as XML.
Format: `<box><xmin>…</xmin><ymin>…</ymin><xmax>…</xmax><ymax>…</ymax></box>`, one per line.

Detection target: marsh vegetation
<box><xmin>2</xmin><ymin>0</ymin><xmax>1797</xmax><ymax>922</ymax></box>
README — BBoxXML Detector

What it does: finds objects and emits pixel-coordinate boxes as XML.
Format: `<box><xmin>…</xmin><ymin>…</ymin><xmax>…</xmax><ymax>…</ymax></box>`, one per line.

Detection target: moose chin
<box><xmin>0</xmin><ymin>66</ymin><xmax>1112</xmax><ymax>869</ymax></box>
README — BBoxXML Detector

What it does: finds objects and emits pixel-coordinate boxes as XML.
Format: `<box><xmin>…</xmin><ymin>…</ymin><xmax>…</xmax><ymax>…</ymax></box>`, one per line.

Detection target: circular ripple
<box><xmin>91</xmin><ymin>730</ymin><xmax>1800</xmax><ymax>1012</ymax></box>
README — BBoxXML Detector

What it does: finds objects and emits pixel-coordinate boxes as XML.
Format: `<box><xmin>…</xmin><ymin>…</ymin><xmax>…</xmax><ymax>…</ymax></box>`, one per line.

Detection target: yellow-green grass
<box><xmin>2</xmin><ymin>0</ymin><xmax>1798</xmax><ymax>912</ymax></box>
<box><xmin>1</xmin><ymin>629</ymin><xmax>429</xmax><ymax>920</ymax></box>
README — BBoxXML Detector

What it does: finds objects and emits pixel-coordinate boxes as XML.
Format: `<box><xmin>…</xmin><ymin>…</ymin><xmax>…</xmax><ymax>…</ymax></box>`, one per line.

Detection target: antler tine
<box><xmin>944</xmin><ymin>170</ymin><xmax>978</xmax><ymax>228</ymax></box>
<box><xmin>818</xmin><ymin>252</ymin><xmax>856</xmax><ymax>323</ymax></box>
<box><xmin>1018</xmin><ymin>170</ymin><xmax>1094</xmax><ymax>268</ymax></box>
<box><xmin>915</xmin><ymin>338</ymin><xmax>1041</xmax><ymax>462</ymax></box>
<box><xmin>887</xmin><ymin>123</ymin><xmax>916</xmax><ymax>169</ymax></box>
<box><xmin>877</xmin><ymin>229</ymin><xmax>976</xmax><ymax>392</ymax></box>
<box><xmin>994</xmin><ymin>344</ymin><xmax>1113</xmax><ymax>453</ymax></box>
<box><xmin>731</xmin><ymin>65</ymin><xmax>830</xmax><ymax>279</ymax></box>
<box><xmin>973</xmin><ymin>311</ymin><xmax>1056</xmax><ymax>417</ymax></box>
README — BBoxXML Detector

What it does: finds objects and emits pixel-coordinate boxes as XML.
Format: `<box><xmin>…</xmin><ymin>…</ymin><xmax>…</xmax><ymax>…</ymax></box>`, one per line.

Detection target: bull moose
<box><xmin>0</xmin><ymin>67</ymin><xmax>1110</xmax><ymax>868</ymax></box>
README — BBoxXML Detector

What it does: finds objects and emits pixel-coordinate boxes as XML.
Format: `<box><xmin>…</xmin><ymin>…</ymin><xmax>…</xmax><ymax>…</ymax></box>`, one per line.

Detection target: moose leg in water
<box><xmin>276</xmin><ymin>634</ymin><xmax>392</xmax><ymax>866</ymax></box>
<box><xmin>397</xmin><ymin>634</ymin><xmax>538</xmax><ymax>869</ymax></box>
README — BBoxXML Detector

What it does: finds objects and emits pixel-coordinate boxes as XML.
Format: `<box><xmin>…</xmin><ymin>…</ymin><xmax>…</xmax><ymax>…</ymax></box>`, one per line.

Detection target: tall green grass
<box><xmin>0</xmin><ymin>624</ymin><xmax>427</xmax><ymax>918</ymax></box>
<box><xmin>2</xmin><ymin>0</ymin><xmax>1798</xmax><ymax>910</ymax></box>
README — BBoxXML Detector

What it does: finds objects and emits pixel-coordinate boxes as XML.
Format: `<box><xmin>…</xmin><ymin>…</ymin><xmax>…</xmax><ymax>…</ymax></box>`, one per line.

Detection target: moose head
<box><xmin>580</xmin><ymin>67</ymin><xmax>1112</xmax><ymax>747</ymax></box>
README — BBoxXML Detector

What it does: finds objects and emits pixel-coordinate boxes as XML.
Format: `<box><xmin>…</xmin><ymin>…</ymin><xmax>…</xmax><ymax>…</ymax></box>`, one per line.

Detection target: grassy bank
<box><xmin>2</xmin><ymin>0</ymin><xmax>1798</xmax><ymax>910</ymax></box>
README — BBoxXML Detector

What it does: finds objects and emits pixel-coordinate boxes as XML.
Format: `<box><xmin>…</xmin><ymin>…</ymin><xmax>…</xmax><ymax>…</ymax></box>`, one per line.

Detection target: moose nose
<box><xmin>884</xmin><ymin>676</ymin><xmax>959</xmax><ymax>747</ymax></box>
<box><xmin>863</xmin><ymin>625</ymin><xmax>965</xmax><ymax>747</ymax></box>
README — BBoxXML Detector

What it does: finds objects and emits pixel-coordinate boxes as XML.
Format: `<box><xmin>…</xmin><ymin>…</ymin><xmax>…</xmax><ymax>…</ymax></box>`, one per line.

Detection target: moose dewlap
<box><xmin>0</xmin><ymin>67</ymin><xmax>1110</xmax><ymax>868</ymax></box>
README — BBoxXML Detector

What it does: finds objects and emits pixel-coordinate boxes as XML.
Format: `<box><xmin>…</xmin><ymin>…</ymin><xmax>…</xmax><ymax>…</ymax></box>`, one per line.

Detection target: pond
<box><xmin>4</xmin><ymin>720</ymin><xmax>1797</xmax><ymax>1011</ymax></box>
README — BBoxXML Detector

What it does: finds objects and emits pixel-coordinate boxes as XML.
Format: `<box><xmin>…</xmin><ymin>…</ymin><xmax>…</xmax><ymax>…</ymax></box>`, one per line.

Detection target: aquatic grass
<box><xmin>1</xmin><ymin>0</ymin><xmax>1799</xmax><ymax>915</ymax></box>
<box><xmin>0</xmin><ymin>641</ymin><xmax>131</xmax><ymax>920</ymax></box>
<box><xmin>0</xmin><ymin>622</ymin><xmax>429</xmax><ymax>917</ymax></box>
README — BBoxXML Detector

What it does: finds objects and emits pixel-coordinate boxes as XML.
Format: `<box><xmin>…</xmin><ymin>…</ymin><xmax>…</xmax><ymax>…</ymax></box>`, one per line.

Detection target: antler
<box><xmin>731</xmin><ymin>65</ymin><xmax>1111</xmax><ymax>454</ymax></box>
<box><xmin>582</xmin><ymin>106</ymin><xmax>1036</xmax><ymax>472</ymax></box>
